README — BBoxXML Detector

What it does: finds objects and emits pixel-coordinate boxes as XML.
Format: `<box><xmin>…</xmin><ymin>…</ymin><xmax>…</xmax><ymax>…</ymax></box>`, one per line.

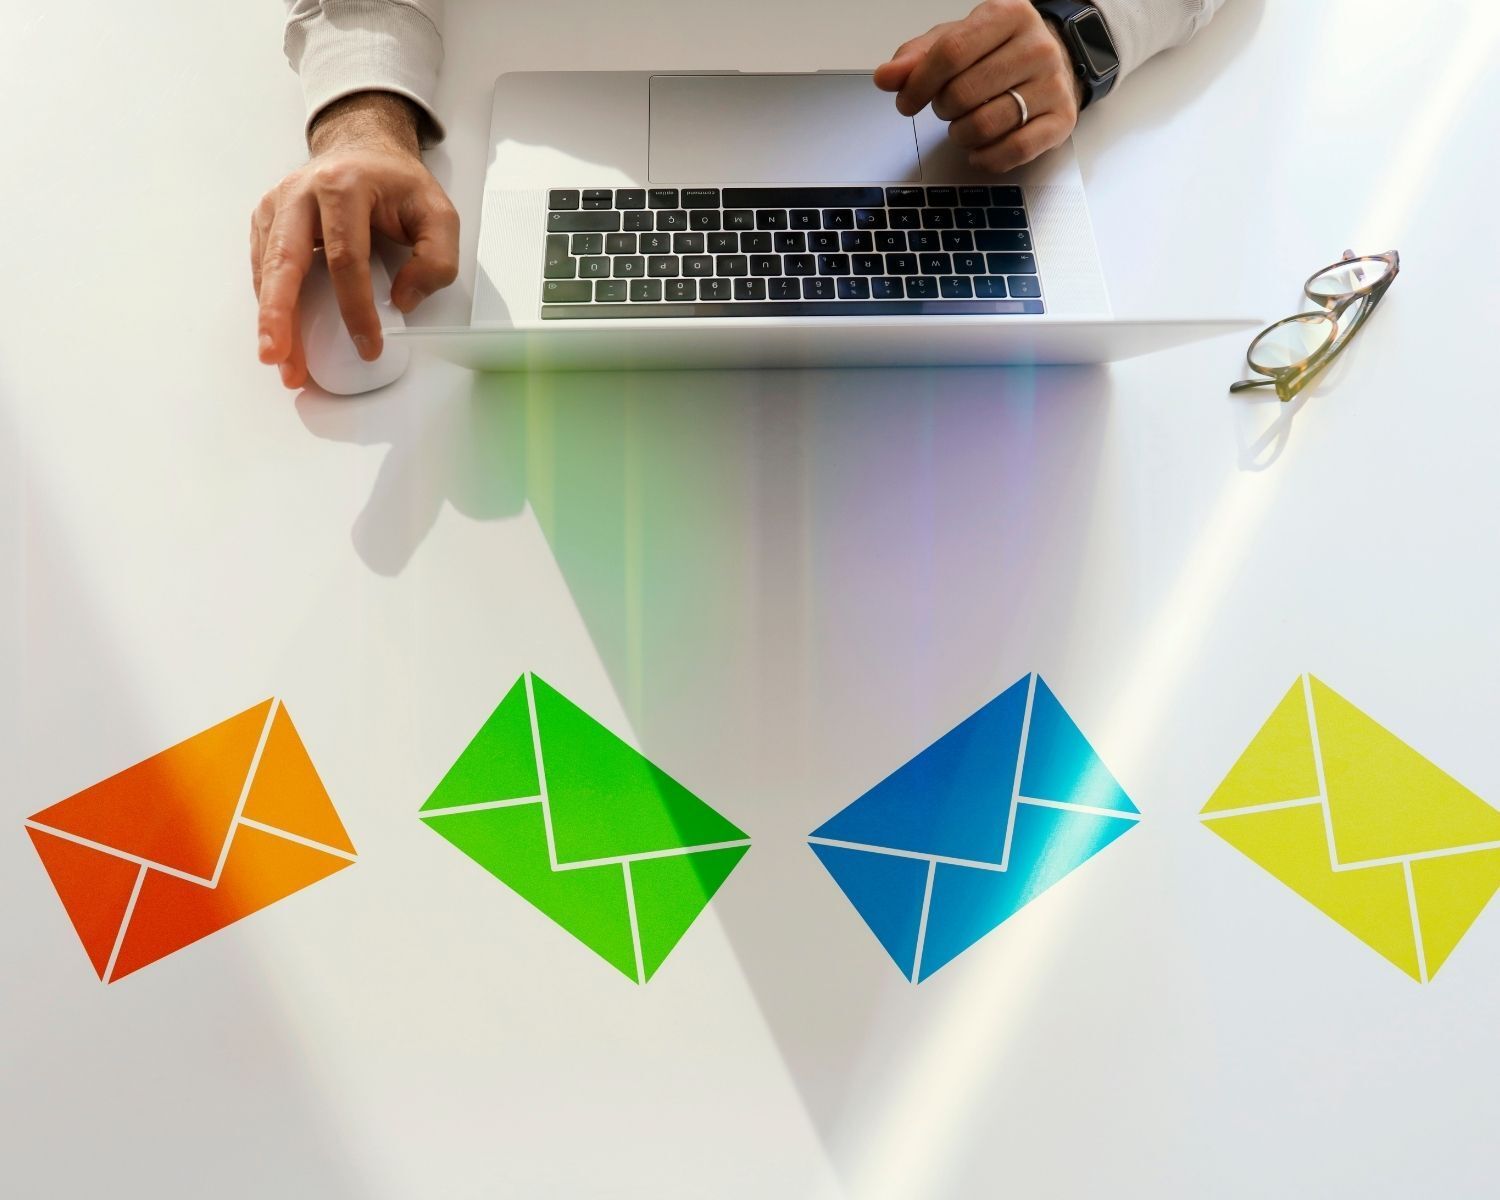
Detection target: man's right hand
<box><xmin>252</xmin><ymin>91</ymin><xmax>459</xmax><ymax>389</ymax></box>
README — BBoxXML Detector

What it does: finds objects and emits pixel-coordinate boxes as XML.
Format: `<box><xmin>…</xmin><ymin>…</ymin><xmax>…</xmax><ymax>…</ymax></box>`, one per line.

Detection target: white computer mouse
<box><xmin>299</xmin><ymin>249</ymin><xmax>410</xmax><ymax>395</ymax></box>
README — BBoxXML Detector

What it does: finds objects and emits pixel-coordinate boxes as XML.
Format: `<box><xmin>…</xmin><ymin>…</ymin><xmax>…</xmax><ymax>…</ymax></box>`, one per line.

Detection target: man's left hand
<box><xmin>874</xmin><ymin>0</ymin><xmax>1085</xmax><ymax>174</ymax></box>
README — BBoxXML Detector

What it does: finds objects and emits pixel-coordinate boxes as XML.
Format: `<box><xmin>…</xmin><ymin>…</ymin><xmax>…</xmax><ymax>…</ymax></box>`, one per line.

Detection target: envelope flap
<box><xmin>26</xmin><ymin>701</ymin><xmax>273</xmax><ymax>879</ymax></box>
<box><xmin>810</xmin><ymin>676</ymin><xmax>1028</xmax><ymax>863</ymax></box>
<box><xmin>1202</xmin><ymin>680</ymin><xmax>1320</xmax><ymax>814</ymax></box>
<box><xmin>421</xmin><ymin>676</ymin><xmax>540</xmax><ymax>813</ymax></box>
<box><xmin>240</xmin><ymin>705</ymin><xmax>356</xmax><ymax>854</ymax></box>
<box><xmin>1313</xmin><ymin>678</ymin><xmax>1500</xmax><ymax>863</ymax></box>
<box><xmin>1019</xmin><ymin>678</ymin><xmax>1138</xmax><ymax>814</ymax></box>
<box><xmin>532</xmin><ymin>676</ymin><xmax>747</xmax><ymax>863</ymax></box>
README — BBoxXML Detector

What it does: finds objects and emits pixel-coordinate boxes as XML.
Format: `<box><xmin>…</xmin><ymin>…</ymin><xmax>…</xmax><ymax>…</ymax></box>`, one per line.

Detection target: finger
<box><xmin>968</xmin><ymin>110</ymin><xmax>1070</xmax><ymax>175</ymax></box>
<box><xmin>873</xmin><ymin>27</ymin><xmax>945</xmax><ymax>92</ymax></box>
<box><xmin>390</xmin><ymin>194</ymin><xmax>460</xmax><ymax>313</ymax></box>
<box><xmin>896</xmin><ymin>6</ymin><xmax>1020</xmax><ymax>117</ymax></box>
<box><xmin>948</xmin><ymin>86</ymin><xmax>1028</xmax><ymax>150</ymax></box>
<box><xmin>257</xmin><ymin>193</ymin><xmax>317</xmax><ymax>364</ymax></box>
<box><xmin>931</xmin><ymin>40</ymin><xmax>1031</xmax><ymax>123</ymax></box>
<box><xmin>250</xmin><ymin>193</ymin><xmax>275</xmax><ymax>299</ymax></box>
<box><xmin>280</xmin><ymin>302</ymin><xmax>309</xmax><ymax>390</ymax></box>
<box><xmin>318</xmin><ymin>190</ymin><xmax>382</xmax><ymax>360</ymax></box>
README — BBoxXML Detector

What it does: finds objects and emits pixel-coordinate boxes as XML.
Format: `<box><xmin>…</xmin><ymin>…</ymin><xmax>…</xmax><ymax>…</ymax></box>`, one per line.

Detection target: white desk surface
<box><xmin>4</xmin><ymin>2</ymin><xmax>1500</xmax><ymax>1196</ymax></box>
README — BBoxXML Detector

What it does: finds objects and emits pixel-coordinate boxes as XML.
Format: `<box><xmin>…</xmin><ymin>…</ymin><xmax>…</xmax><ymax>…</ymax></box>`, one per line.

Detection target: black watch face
<box><xmin>1071</xmin><ymin>11</ymin><xmax>1120</xmax><ymax>78</ymax></box>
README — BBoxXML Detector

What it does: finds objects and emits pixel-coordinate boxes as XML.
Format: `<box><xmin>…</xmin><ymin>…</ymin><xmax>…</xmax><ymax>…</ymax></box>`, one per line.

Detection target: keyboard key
<box><xmin>986</xmin><ymin>252</ymin><xmax>1038</xmax><ymax>274</ymax></box>
<box><xmin>582</xmin><ymin>198</ymin><xmax>613</xmax><ymax>211</ymax></box>
<box><xmin>940</xmin><ymin>276</ymin><xmax>974</xmax><ymax>298</ymax></box>
<box><xmin>751</xmin><ymin>255</ymin><xmax>782</xmax><ymax>276</ymax></box>
<box><xmin>959</xmin><ymin>186</ymin><xmax>990</xmax><ymax>207</ymax></box>
<box><xmin>708</xmin><ymin>232</ymin><xmax>739</xmax><ymax>253</ymax></box>
<box><xmin>910</xmin><ymin>230</ymin><xmax>942</xmax><ymax>252</ymax></box>
<box><xmin>673</xmin><ymin>232</ymin><xmax>706</xmax><ymax>254</ymax></box>
<box><xmin>926</xmin><ymin>187</ymin><xmax>958</xmax><ymax>207</ymax></box>
<box><xmin>723</xmin><ymin>187</ymin><xmax>885</xmax><ymax>207</ymax></box>
<box><xmin>548</xmin><ymin>190</ymin><xmax>581</xmax><ymax>210</ymax></box>
<box><xmin>987</xmin><ymin>207</ymin><xmax>1029</xmax><ymax>229</ymax></box>
<box><xmin>656</xmin><ymin>210</ymin><xmax>689</xmax><ymax>231</ymax></box>
<box><xmin>837</xmin><ymin>277</ymin><xmax>871</xmax><ymax>299</ymax></box>
<box><xmin>605</xmin><ymin>232</ymin><xmax>637</xmax><ymax>255</ymax></box>
<box><xmin>808</xmin><ymin>230</ymin><xmax>839</xmax><ymax>253</ymax></box>
<box><xmin>735</xmin><ymin>278</ymin><xmax>768</xmax><ymax>300</ymax></box>
<box><xmin>774</xmin><ymin>231</ymin><xmax>807</xmax><ymax>253</ymax></box>
<box><xmin>990</xmin><ymin>185</ymin><xmax>1023</xmax><ymax>206</ymax></box>
<box><xmin>789</xmin><ymin>209</ymin><xmax>821</xmax><ymax>230</ymax></box>
<box><xmin>578</xmin><ymin>256</ymin><xmax>611</xmax><ymax>278</ymax></box>
<box><xmin>922</xmin><ymin>208</ymin><xmax>955</xmax><ymax>229</ymax></box>
<box><xmin>855</xmin><ymin>208</ymin><xmax>887</xmax><ymax>229</ymax></box>
<box><xmin>954</xmin><ymin>252</ymin><xmax>985</xmax><ymax>274</ymax></box>
<box><xmin>724</xmin><ymin>210</ymin><xmax>755</xmax><ymax>230</ymax></box>
<box><xmin>616</xmin><ymin>189</ymin><xmax>646</xmax><ymax>210</ymax></box>
<box><xmin>549</xmin><ymin>211</ymin><xmax>621</xmax><ymax>232</ymax></box>
<box><xmin>682</xmin><ymin>255</ymin><xmax>715</xmax><ymax>278</ymax></box>
<box><xmin>920</xmin><ymin>253</ymin><xmax>953</xmax><ymax>274</ymax></box>
<box><xmin>544</xmin><ymin>235</ymin><xmax>574</xmax><ymax>278</ymax></box>
<box><xmin>681</xmin><ymin>188</ymin><xmax>720</xmax><ymax>208</ymax></box>
<box><xmin>640</xmin><ymin>232</ymin><xmax>672</xmax><ymax>254</ymax></box>
<box><xmin>890</xmin><ymin>209</ymin><xmax>921</xmax><ymax>229</ymax></box>
<box><xmin>571</xmin><ymin>233</ymin><xmax>604</xmax><ymax>255</ymax></box>
<box><xmin>582</xmin><ymin>189</ymin><xmax>613</xmax><ymax>210</ymax></box>
<box><xmin>543</xmin><ymin>280</ymin><xmax>592</xmax><ymax>303</ymax></box>
<box><xmin>768</xmin><ymin>278</ymin><xmax>801</xmax><ymax>300</ymax></box>
<box><xmin>624</xmin><ymin>210</ymin><xmax>655</xmax><ymax>231</ymax></box>
<box><xmin>853</xmin><ymin>254</ymin><xmax>883</xmax><ymax>276</ymax></box>
<box><xmin>784</xmin><ymin>254</ymin><xmax>816</xmax><ymax>276</ymax></box>
<box><xmin>886</xmin><ymin>253</ymin><xmax>918</xmax><ymax>275</ymax></box>
<box><xmin>1007</xmin><ymin>275</ymin><xmax>1042</xmax><ymax>298</ymax></box>
<box><xmin>716</xmin><ymin>255</ymin><xmax>749</xmax><ymax>276</ymax></box>
<box><xmin>906</xmin><ymin>276</ymin><xmax>938</xmax><ymax>299</ymax></box>
<box><xmin>630</xmin><ymin>278</ymin><xmax>663</xmax><ymax>302</ymax></box>
<box><xmin>977</xmin><ymin>230</ymin><xmax>1033</xmax><ymax>252</ymax></box>
<box><xmin>841</xmin><ymin>231</ymin><xmax>874</xmax><ymax>253</ymax></box>
<box><xmin>822</xmin><ymin>209</ymin><xmax>854</xmax><ymax>229</ymax></box>
<box><xmin>818</xmin><ymin>254</ymin><xmax>851</xmax><ymax>275</ymax></box>
<box><xmin>942</xmin><ymin>230</ymin><xmax>975</xmax><ymax>252</ymax></box>
<box><xmin>871</xmin><ymin>276</ymin><xmax>904</xmax><ymax>299</ymax></box>
<box><xmin>756</xmin><ymin>209</ymin><xmax>789</xmax><ymax>229</ymax></box>
<box><xmin>802</xmin><ymin>277</ymin><xmax>836</xmax><ymax>299</ymax></box>
<box><xmin>647</xmin><ymin>255</ymin><xmax>680</xmax><ymax>277</ymax></box>
<box><xmin>595</xmin><ymin>279</ymin><xmax>629</xmax><ymax>302</ymax></box>
<box><xmin>955</xmin><ymin>208</ymin><xmax>986</xmax><ymax>229</ymax></box>
<box><xmin>875</xmin><ymin>230</ymin><xmax>906</xmax><ymax>252</ymax></box>
<box><xmin>665</xmin><ymin>278</ymin><xmax>697</xmax><ymax>302</ymax></box>
<box><xmin>886</xmin><ymin>187</ymin><xmax>924</xmax><ymax>207</ymax></box>
<box><xmin>974</xmin><ymin>275</ymin><xmax>1008</xmax><ymax>298</ymax></box>
<box><xmin>612</xmin><ymin>256</ymin><xmax>646</xmax><ymax>278</ymax></box>
<box><xmin>648</xmin><ymin>188</ymin><xmax>680</xmax><ymax>209</ymax></box>
<box><xmin>741</xmin><ymin>232</ymin><xmax>773</xmax><ymax>253</ymax></box>
<box><xmin>689</xmin><ymin>210</ymin><xmax>722</xmax><ymax>231</ymax></box>
<box><xmin>699</xmin><ymin>278</ymin><xmax>731</xmax><ymax>301</ymax></box>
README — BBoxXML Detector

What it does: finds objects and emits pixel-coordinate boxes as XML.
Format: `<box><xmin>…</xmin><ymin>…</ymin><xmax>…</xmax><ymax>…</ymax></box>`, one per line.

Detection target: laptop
<box><xmin>393</xmin><ymin>71</ymin><xmax>1256</xmax><ymax>371</ymax></box>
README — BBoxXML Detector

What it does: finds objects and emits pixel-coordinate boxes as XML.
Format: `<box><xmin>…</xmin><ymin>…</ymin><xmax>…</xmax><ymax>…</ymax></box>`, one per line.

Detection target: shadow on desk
<box><xmin>299</xmin><ymin>361</ymin><xmax>1120</xmax><ymax>1151</ymax></box>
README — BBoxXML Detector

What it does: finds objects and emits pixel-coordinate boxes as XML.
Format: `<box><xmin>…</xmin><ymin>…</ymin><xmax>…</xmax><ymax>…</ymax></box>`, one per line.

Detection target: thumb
<box><xmin>391</xmin><ymin>200</ymin><xmax>460</xmax><ymax>312</ymax></box>
<box><xmin>874</xmin><ymin>32</ymin><xmax>940</xmax><ymax>92</ymax></box>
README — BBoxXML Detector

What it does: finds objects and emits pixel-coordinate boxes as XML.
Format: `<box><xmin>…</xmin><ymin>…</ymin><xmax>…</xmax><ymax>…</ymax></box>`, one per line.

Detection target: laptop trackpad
<box><xmin>648</xmin><ymin>74</ymin><xmax>922</xmax><ymax>184</ymax></box>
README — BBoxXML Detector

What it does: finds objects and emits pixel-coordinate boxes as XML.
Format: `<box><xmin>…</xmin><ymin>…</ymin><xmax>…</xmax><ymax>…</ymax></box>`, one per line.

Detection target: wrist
<box><xmin>1041</xmin><ymin>18</ymin><xmax>1088</xmax><ymax>111</ymax></box>
<box><xmin>309</xmin><ymin>91</ymin><xmax>423</xmax><ymax>159</ymax></box>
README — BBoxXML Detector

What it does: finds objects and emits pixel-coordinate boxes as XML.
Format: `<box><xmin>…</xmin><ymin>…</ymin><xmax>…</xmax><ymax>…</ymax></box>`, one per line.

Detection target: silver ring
<box><xmin>1006</xmin><ymin>87</ymin><xmax>1029</xmax><ymax>127</ymax></box>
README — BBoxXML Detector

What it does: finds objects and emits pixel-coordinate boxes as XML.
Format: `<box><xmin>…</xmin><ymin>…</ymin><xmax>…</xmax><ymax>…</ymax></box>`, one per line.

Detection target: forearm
<box><xmin>283</xmin><ymin>0</ymin><xmax>446</xmax><ymax>145</ymax></box>
<box><xmin>1091</xmin><ymin>0</ymin><xmax>1226</xmax><ymax>79</ymax></box>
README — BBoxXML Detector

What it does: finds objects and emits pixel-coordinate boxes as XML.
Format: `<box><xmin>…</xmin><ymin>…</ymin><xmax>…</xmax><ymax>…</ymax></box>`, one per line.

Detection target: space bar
<box><xmin>541</xmin><ymin>300</ymin><xmax>1045</xmax><ymax>319</ymax></box>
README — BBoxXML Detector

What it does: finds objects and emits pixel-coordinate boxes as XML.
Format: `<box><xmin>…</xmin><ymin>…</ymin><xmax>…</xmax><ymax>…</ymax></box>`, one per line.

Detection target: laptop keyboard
<box><xmin>541</xmin><ymin>186</ymin><xmax>1044</xmax><ymax>318</ymax></box>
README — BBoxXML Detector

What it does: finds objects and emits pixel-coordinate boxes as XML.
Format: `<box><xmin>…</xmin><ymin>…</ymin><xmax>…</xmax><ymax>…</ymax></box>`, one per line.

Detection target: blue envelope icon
<box><xmin>809</xmin><ymin>674</ymin><xmax>1140</xmax><ymax>981</ymax></box>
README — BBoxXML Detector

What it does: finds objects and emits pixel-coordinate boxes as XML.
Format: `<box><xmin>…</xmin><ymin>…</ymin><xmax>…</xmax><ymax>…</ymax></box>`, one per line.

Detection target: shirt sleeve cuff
<box><xmin>284</xmin><ymin>0</ymin><xmax>446</xmax><ymax>146</ymax></box>
<box><xmin>1090</xmin><ymin>0</ymin><xmax>1216</xmax><ymax>82</ymax></box>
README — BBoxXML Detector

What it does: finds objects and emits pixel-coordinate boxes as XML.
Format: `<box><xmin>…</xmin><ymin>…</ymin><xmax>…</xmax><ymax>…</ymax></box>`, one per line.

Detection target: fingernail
<box><xmin>353</xmin><ymin>334</ymin><xmax>373</xmax><ymax>360</ymax></box>
<box><xmin>279</xmin><ymin>363</ymin><xmax>295</xmax><ymax>387</ymax></box>
<box><xmin>258</xmin><ymin>333</ymin><xmax>274</xmax><ymax>360</ymax></box>
<box><xmin>396</xmin><ymin>288</ymin><xmax>425</xmax><ymax>312</ymax></box>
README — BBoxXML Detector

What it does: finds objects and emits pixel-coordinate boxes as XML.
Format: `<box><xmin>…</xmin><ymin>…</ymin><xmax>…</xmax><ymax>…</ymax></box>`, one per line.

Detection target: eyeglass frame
<box><xmin>1230</xmin><ymin>249</ymin><xmax>1400</xmax><ymax>403</ymax></box>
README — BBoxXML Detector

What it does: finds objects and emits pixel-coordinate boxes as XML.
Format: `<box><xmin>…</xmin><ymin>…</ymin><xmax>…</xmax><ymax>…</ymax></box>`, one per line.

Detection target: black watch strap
<box><xmin>1031</xmin><ymin>0</ymin><xmax>1121</xmax><ymax>109</ymax></box>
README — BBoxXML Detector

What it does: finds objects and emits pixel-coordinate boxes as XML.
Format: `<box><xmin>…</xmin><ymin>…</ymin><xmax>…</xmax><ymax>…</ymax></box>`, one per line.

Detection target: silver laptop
<box><xmin>394</xmin><ymin>71</ymin><xmax>1255</xmax><ymax>371</ymax></box>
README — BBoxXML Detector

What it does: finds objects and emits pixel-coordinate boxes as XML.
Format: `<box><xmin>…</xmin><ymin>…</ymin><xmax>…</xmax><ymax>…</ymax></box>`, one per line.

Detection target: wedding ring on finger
<box><xmin>1006</xmin><ymin>87</ymin><xmax>1029</xmax><ymax>128</ymax></box>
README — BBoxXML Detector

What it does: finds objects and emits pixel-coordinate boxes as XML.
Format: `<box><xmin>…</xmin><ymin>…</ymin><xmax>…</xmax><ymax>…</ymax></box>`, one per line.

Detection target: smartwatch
<box><xmin>1031</xmin><ymin>1</ymin><xmax>1121</xmax><ymax>109</ymax></box>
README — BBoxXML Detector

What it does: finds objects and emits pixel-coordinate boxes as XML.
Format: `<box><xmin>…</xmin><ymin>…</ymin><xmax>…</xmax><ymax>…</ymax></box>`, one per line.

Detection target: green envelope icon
<box><xmin>420</xmin><ymin>674</ymin><xmax>750</xmax><ymax>982</ymax></box>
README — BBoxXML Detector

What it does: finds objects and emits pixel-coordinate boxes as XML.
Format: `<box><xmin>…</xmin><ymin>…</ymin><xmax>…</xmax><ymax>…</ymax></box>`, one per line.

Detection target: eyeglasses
<box><xmin>1231</xmin><ymin>250</ymin><xmax>1400</xmax><ymax>403</ymax></box>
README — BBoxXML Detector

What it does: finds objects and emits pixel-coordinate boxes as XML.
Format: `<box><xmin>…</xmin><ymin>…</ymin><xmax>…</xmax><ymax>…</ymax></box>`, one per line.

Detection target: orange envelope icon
<box><xmin>25</xmin><ymin>699</ymin><xmax>356</xmax><ymax>983</ymax></box>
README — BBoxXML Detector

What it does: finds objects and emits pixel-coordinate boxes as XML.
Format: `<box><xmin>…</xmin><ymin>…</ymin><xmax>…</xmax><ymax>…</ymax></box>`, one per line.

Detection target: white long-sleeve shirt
<box><xmin>283</xmin><ymin>0</ymin><xmax>1224</xmax><ymax>142</ymax></box>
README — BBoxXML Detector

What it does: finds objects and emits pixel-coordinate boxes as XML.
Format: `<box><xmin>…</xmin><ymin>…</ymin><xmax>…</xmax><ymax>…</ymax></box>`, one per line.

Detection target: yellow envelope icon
<box><xmin>1202</xmin><ymin>675</ymin><xmax>1500</xmax><ymax>981</ymax></box>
